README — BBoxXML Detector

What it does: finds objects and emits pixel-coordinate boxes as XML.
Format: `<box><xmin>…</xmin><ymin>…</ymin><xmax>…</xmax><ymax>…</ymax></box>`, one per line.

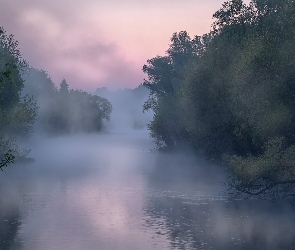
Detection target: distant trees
<box><xmin>95</xmin><ymin>85</ymin><xmax>151</xmax><ymax>130</ymax></box>
<box><xmin>23</xmin><ymin>68</ymin><xmax>112</xmax><ymax>134</ymax></box>
<box><xmin>0</xmin><ymin>26</ymin><xmax>113</xmax><ymax>170</ymax></box>
<box><xmin>0</xmin><ymin>27</ymin><xmax>37</xmax><ymax>169</ymax></box>
<box><xmin>143</xmin><ymin>0</ymin><xmax>295</xmax><ymax>198</ymax></box>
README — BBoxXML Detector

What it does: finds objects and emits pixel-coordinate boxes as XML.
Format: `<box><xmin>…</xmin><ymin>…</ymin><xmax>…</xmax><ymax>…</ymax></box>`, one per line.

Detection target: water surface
<box><xmin>1</xmin><ymin>132</ymin><xmax>295</xmax><ymax>249</ymax></box>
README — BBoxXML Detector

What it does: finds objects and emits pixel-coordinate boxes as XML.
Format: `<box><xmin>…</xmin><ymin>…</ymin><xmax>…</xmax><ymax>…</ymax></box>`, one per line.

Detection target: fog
<box><xmin>2</xmin><ymin>1</ymin><xmax>295</xmax><ymax>248</ymax></box>
<box><xmin>1</xmin><ymin>75</ymin><xmax>295</xmax><ymax>249</ymax></box>
<box><xmin>0</xmin><ymin>68</ymin><xmax>293</xmax><ymax>250</ymax></box>
<box><xmin>94</xmin><ymin>86</ymin><xmax>153</xmax><ymax>133</ymax></box>
<box><xmin>1</xmin><ymin>124</ymin><xmax>295</xmax><ymax>249</ymax></box>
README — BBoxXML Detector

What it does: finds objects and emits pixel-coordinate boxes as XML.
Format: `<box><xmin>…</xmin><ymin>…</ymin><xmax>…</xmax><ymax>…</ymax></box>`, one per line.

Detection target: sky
<box><xmin>0</xmin><ymin>0</ymin><xmax>245</xmax><ymax>91</ymax></box>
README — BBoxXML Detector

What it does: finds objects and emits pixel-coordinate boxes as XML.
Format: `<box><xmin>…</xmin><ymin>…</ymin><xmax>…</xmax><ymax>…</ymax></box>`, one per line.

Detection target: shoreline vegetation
<box><xmin>142</xmin><ymin>0</ymin><xmax>295</xmax><ymax>199</ymax></box>
<box><xmin>1</xmin><ymin>0</ymin><xmax>295</xmax><ymax>200</ymax></box>
<box><xmin>0</xmin><ymin>27</ymin><xmax>112</xmax><ymax>170</ymax></box>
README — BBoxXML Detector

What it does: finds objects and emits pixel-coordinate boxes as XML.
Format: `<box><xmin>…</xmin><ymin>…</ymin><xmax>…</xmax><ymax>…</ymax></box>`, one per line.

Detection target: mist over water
<box><xmin>0</xmin><ymin>77</ymin><xmax>294</xmax><ymax>248</ymax></box>
<box><xmin>1</xmin><ymin>128</ymin><xmax>295</xmax><ymax>250</ymax></box>
<box><xmin>2</xmin><ymin>1</ymin><xmax>295</xmax><ymax>249</ymax></box>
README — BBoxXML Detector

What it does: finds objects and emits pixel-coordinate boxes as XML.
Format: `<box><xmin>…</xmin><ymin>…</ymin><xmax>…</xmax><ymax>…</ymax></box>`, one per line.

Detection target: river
<box><xmin>1</xmin><ymin>131</ymin><xmax>295</xmax><ymax>250</ymax></box>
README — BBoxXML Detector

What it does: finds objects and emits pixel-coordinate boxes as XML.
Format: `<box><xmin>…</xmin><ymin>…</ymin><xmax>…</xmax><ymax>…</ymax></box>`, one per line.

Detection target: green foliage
<box><xmin>211</xmin><ymin>0</ymin><xmax>256</xmax><ymax>34</ymax></box>
<box><xmin>143</xmin><ymin>0</ymin><xmax>295</xmax><ymax>197</ymax></box>
<box><xmin>181</xmin><ymin>0</ymin><xmax>295</xmax><ymax>156</ymax></box>
<box><xmin>0</xmin><ymin>28</ymin><xmax>37</xmax><ymax>170</ymax></box>
<box><xmin>147</xmin><ymin>94</ymin><xmax>189</xmax><ymax>149</ymax></box>
<box><xmin>225</xmin><ymin>137</ymin><xmax>295</xmax><ymax>198</ymax></box>
<box><xmin>143</xmin><ymin>31</ymin><xmax>210</xmax><ymax>107</ymax></box>
<box><xmin>143</xmin><ymin>31</ymin><xmax>210</xmax><ymax>149</ymax></box>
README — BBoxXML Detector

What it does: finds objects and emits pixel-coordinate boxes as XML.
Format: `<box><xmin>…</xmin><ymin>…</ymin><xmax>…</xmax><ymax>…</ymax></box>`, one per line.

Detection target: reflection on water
<box><xmin>0</xmin><ymin>176</ymin><xmax>23</xmax><ymax>250</ymax></box>
<box><xmin>0</xmin><ymin>208</ymin><xmax>22</xmax><ymax>250</ymax></box>
<box><xmin>143</xmin><ymin>192</ymin><xmax>295</xmax><ymax>250</ymax></box>
<box><xmin>1</xmin><ymin>132</ymin><xmax>295</xmax><ymax>249</ymax></box>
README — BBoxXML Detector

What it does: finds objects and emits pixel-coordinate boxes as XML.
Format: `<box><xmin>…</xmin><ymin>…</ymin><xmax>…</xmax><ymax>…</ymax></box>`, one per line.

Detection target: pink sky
<box><xmin>0</xmin><ymin>0</ymin><xmax>247</xmax><ymax>91</ymax></box>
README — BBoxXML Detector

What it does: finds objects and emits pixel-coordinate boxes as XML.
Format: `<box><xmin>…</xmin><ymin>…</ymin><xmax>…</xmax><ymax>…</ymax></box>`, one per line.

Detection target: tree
<box><xmin>142</xmin><ymin>0</ymin><xmax>295</xmax><ymax>198</ymax></box>
<box><xmin>67</xmin><ymin>89</ymin><xmax>112</xmax><ymax>132</ymax></box>
<box><xmin>0</xmin><ymin>27</ymin><xmax>37</xmax><ymax>169</ymax></box>
<box><xmin>22</xmin><ymin>70</ymin><xmax>112</xmax><ymax>134</ymax></box>
<box><xmin>60</xmin><ymin>79</ymin><xmax>69</xmax><ymax>95</ymax></box>
<box><xmin>143</xmin><ymin>31</ymin><xmax>210</xmax><ymax>149</ymax></box>
<box><xmin>182</xmin><ymin>0</ymin><xmax>295</xmax><ymax>197</ymax></box>
<box><xmin>211</xmin><ymin>0</ymin><xmax>256</xmax><ymax>35</ymax></box>
<box><xmin>225</xmin><ymin>138</ymin><xmax>295</xmax><ymax>199</ymax></box>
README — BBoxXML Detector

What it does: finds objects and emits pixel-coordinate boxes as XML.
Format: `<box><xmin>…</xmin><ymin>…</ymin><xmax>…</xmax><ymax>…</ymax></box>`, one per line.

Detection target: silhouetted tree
<box><xmin>0</xmin><ymin>27</ymin><xmax>37</xmax><ymax>169</ymax></box>
<box><xmin>143</xmin><ymin>0</ymin><xmax>295</xmax><ymax>198</ymax></box>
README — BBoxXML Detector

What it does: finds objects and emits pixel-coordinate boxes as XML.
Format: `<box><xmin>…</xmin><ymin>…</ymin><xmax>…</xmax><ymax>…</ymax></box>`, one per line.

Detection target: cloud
<box><xmin>0</xmin><ymin>0</ymin><xmax>233</xmax><ymax>91</ymax></box>
<box><xmin>0</xmin><ymin>1</ymin><xmax>144</xmax><ymax>90</ymax></box>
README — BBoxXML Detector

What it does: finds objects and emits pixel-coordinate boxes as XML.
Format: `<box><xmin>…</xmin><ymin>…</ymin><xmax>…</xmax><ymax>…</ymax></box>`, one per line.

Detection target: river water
<box><xmin>1</xmin><ymin>132</ymin><xmax>295</xmax><ymax>250</ymax></box>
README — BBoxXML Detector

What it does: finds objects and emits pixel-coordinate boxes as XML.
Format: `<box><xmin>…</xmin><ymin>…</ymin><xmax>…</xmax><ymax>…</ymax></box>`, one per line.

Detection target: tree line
<box><xmin>142</xmin><ymin>0</ymin><xmax>295</xmax><ymax>199</ymax></box>
<box><xmin>0</xmin><ymin>27</ymin><xmax>112</xmax><ymax>169</ymax></box>
<box><xmin>2</xmin><ymin>0</ymin><xmax>294</xmax><ymax>199</ymax></box>
<box><xmin>23</xmin><ymin>69</ymin><xmax>112</xmax><ymax>134</ymax></box>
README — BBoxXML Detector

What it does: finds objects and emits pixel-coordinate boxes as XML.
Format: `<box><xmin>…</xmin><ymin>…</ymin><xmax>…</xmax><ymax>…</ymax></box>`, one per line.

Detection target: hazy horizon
<box><xmin>0</xmin><ymin>0</ymin><xmax>251</xmax><ymax>91</ymax></box>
